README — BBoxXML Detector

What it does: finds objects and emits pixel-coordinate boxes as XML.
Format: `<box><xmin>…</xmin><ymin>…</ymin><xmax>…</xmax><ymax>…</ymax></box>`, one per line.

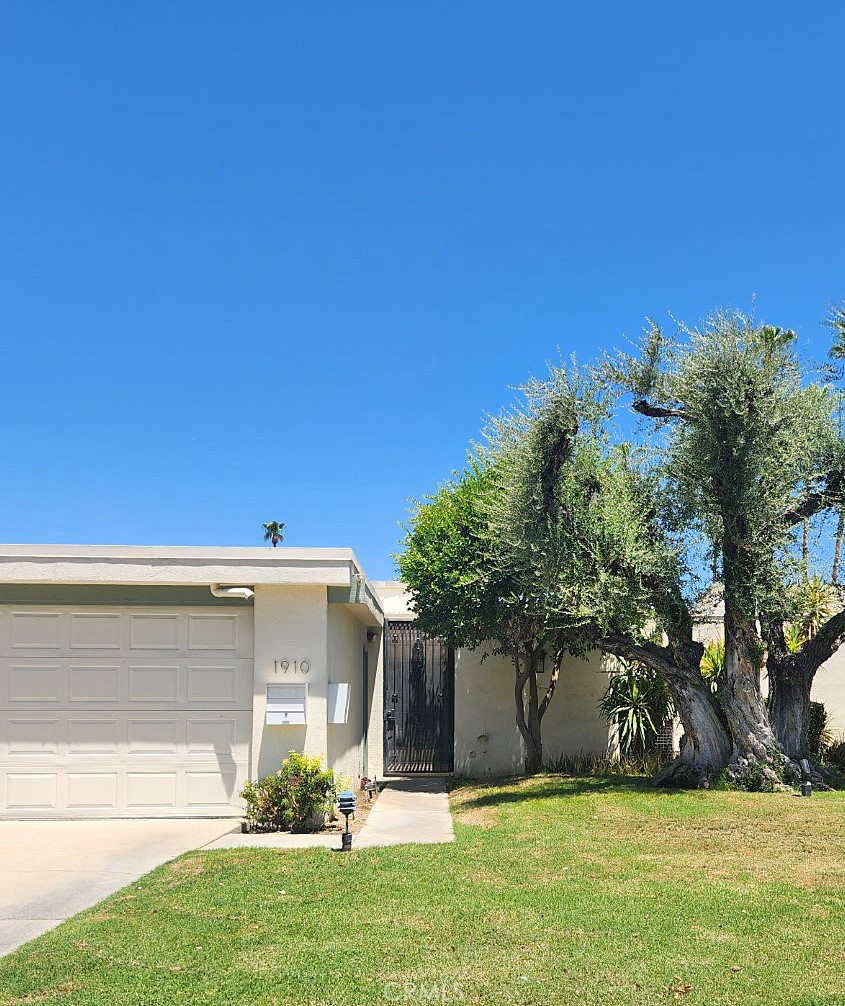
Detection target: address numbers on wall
<box><xmin>274</xmin><ymin>659</ymin><xmax>310</xmax><ymax>675</ymax></box>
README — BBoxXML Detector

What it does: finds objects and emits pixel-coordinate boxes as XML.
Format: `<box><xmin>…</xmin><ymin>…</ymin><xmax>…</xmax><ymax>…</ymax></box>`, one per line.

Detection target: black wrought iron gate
<box><xmin>383</xmin><ymin>620</ymin><xmax>454</xmax><ymax>774</ymax></box>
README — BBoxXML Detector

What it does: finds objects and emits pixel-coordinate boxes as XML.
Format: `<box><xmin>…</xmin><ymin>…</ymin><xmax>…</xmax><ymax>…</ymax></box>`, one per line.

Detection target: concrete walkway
<box><xmin>206</xmin><ymin>777</ymin><xmax>454</xmax><ymax>851</ymax></box>
<box><xmin>0</xmin><ymin>818</ymin><xmax>236</xmax><ymax>957</ymax></box>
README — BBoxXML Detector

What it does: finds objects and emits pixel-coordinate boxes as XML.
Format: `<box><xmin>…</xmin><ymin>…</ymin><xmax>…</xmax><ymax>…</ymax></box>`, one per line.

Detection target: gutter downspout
<box><xmin>209</xmin><ymin>584</ymin><xmax>255</xmax><ymax>602</ymax></box>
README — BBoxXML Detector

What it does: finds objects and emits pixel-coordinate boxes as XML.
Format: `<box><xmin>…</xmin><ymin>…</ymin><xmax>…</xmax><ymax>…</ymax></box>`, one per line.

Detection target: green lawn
<box><xmin>2</xmin><ymin>777</ymin><xmax>845</xmax><ymax>1005</ymax></box>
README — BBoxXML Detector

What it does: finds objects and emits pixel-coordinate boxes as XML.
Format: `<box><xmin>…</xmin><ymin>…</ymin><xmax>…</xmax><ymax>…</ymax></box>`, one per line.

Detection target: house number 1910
<box><xmin>274</xmin><ymin>659</ymin><xmax>310</xmax><ymax>675</ymax></box>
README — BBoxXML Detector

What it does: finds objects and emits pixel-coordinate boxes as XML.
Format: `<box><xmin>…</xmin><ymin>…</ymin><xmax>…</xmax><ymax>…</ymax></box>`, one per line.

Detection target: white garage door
<box><xmin>0</xmin><ymin>605</ymin><xmax>253</xmax><ymax>818</ymax></box>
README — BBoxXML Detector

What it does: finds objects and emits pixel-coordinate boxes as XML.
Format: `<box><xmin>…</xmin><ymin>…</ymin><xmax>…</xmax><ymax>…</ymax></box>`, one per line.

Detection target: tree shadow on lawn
<box><xmin>454</xmin><ymin>773</ymin><xmax>681</xmax><ymax>810</ymax></box>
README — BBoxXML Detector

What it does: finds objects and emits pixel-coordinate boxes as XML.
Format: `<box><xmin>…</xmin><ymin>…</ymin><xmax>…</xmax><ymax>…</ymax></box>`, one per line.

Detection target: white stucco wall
<box><xmin>252</xmin><ymin>584</ymin><xmax>329</xmax><ymax>778</ymax></box>
<box><xmin>366</xmin><ymin>633</ymin><xmax>384</xmax><ymax>780</ymax></box>
<box><xmin>326</xmin><ymin>605</ymin><xmax>368</xmax><ymax>785</ymax></box>
<box><xmin>453</xmin><ymin>647</ymin><xmax>613</xmax><ymax>778</ymax></box>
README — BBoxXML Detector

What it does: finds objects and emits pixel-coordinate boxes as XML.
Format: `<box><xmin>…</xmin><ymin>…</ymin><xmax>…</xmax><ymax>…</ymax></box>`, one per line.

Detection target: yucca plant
<box><xmin>600</xmin><ymin>661</ymin><xmax>671</xmax><ymax>756</ymax></box>
<box><xmin>783</xmin><ymin>621</ymin><xmax>805</xmax><ymax>654</ymax></box>
<box><xmin>700</xmin><ymin>637</ymin><xmax>725</xmax><ymax>694</ymax></box>
<box><xmin>794</xmin><ymin>572</ymin><xmax>833</xmax><ymax>641</ymax></box>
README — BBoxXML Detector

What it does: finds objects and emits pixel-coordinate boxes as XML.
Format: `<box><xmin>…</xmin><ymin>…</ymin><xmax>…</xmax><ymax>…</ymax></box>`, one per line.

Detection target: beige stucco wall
<box><xmin>366</xmin><ymin>633</ymin><xmax>384</xmax><ymax>780</ymax></box>
<box><xmin>454</xmin><ymin>647</ymin><xmax>613</xmax><ymax>778</ymax></box>
<box><xmin>252</xmin><ymin>584</ymin><xmax>329</xmax><ymax>778</ymax></box>
<box><xmin>807</xmin><ymin>652</ymin><xmax>845</xmax><ymax>738</ymax></box>
<box><xmin>252</xmin><ymin>585</ymin><xmax>380</xmax><ymax>785</ymax></box>
<box><xmin>326</xmin><ymin>605</ymin><xmax>368</xmax><ymax>785</ymax></box>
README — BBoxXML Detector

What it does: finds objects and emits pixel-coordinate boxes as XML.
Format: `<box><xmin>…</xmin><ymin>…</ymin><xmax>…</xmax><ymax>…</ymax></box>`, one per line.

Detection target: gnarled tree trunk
<box><xmin>766</xmin><ymin>608</ymin><xmax>845</xmax><ymax>763</ymax></box>
<box><xmin>657</xmin><ymin>651</ymin><xmax>732</xmax><ymax>787</ymax></box>
<box><xmin>768</xmin><ymin>663</ymin><xmax>812</xmax><ymax>760</ymax></box>
<box><xmin>721</xmin><ymin>608</ymin><xmax>780</xmax><ymax>773</ymax></box>
<box><xmin>600</xmin><ymin>635</ymin><xmax>731</xmax><ymax>787</ymax></box>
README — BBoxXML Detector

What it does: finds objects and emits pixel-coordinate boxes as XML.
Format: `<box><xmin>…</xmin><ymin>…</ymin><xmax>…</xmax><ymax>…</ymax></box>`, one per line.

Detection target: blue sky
<box><xmin>2</xmin><ymin>3</ymin><xmax>844</xmax><ymax>579</ymax></box>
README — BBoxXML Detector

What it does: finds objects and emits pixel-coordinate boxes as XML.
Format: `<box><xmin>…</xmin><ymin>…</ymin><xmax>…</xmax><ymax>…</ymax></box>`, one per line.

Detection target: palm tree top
<box><xmin>262</xmin><ymin>521</ymin><xmax>286</xmax><ymax>547</ymax></box>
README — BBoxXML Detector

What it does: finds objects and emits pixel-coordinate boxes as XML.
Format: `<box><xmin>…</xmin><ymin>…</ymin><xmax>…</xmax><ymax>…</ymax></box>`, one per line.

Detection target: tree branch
<box><xmin>598</xmin><ymin>632</ymin><xmax>702</xmax><ymax>681</ymax></box>
<box><xmin>796</xmin><ymin>609</ymin><xmax>845</xmax><ymax>676</ymax></box>
<box><xmin>780</xmin><ymin>491</ymin><xmax>831</xmax><ymax>528</ymax></box>
<box><xmin>632</xmin><ymin>398</ymin><xmax>688</xmax><ymax>421</ymax></box>
<box><xmin>538</xmin><ymin>648</ymin><xmax>563</xmax><ymax>721</ymax></box>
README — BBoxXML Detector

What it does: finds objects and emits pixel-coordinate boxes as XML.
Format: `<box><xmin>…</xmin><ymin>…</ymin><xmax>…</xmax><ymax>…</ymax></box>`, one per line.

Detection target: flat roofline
<box><xmin>0</xmin><ymin>545</ymin><xmax>383</xmax><ymax>616</ymax></box>
<box><xmin>0</xmin><ymin>544</ymin><xmax>360</xmax><ymax>561</ymax></box>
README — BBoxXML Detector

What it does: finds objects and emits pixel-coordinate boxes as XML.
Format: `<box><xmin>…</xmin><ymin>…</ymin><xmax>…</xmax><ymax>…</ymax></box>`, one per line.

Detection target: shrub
<box><xmin>543</xmin><ymin>750</ymin><xmax>661</xmax><ymax>777</ymax></box>
<box><xmin>241</xmin><ymin>750</ymin><xmax>337</xmax><ymax>833</ymax></box>
<box><xmin>824</xmin><ymin>738</ymin><xmax>845</xmax><ymax>774</ymax></box>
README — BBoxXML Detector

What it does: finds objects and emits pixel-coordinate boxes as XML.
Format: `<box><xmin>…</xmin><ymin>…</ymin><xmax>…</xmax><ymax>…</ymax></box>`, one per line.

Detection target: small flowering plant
<box><xmin>241</xmin><ymin>750</ymin><xmax>337</xmax><ymax>833</ymax></box>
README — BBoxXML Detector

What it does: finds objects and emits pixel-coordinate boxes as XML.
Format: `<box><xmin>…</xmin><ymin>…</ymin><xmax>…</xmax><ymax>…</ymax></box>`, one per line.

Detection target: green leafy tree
<box><xmin>400</xmin><ymin>367</ymin><xmax>685</xmax><ymax>774</ymax></box>
<box><xmin>262</xmin><ymin>520</ymin><xmax>286</xmax><ymax>547</ymax></box>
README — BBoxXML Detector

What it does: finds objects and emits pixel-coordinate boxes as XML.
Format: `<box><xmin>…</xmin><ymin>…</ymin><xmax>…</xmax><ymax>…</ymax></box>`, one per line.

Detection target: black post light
<box><xmin>339</xmin><ymin>789</ymin><xmax>356</xmax><ymax>850</ymax></box>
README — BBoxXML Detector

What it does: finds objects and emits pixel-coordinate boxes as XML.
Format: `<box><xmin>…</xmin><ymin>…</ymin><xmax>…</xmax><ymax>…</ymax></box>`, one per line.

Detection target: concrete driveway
<box><xmin>0</xmin><ymin>819</ymin><xmax>237</xmax><ymax>957</ymax></box>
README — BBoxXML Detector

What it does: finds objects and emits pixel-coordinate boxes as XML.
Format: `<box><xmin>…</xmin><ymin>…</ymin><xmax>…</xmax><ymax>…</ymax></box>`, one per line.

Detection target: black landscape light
<box><xmin>339</xmin><ymin>789</ymin><xmax>356</xmax><ymax>850</ymax></box>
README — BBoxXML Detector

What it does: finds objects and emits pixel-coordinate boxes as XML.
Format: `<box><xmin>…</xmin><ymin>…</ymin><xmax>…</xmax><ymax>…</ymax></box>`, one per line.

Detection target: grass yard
<box><xmin>1</xmin><ymin>777</ymin><xmax>845</xmax><ymax>1005</ymax></box>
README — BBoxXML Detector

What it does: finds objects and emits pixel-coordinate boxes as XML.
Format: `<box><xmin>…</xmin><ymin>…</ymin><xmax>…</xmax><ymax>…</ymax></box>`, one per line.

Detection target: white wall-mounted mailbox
<box><xmin>327</xmin><ymin>681</ymin><xmax>350</xmax><ymax>724</ymax></box>
<box><xmin>266</xmin><ymin>683</ymin><xmax>308</xmax><ymax>725</ymax></box>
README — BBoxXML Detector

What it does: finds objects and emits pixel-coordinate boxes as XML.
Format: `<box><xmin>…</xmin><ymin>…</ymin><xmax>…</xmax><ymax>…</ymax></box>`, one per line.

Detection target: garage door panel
<box><xmin>68</xmin><ymin>666</ymin><xmax>121</xmax><ymax>703</ymax></box>
<box><xmin>6</xmin><ymin>773</ymin><xmax>58</xmax><ymax>809</ymax></box>
<box><xmin>128</xmin><ymin>665</ymin><xmax>181</xmax><ymax>704</ymax></box>
<box><xmin>127</xmin><ymin>718</ymin><xmax>180</xmax><ymax>755</ymax></box>
<box><xmin>69</xmin><ymin>613</ymin><xmax>122</xmax><ymax>649</ymax></box>
<box><xmin>67</xmin><ymin>773</ymin><xmax>118</xmax><ymax>809</ymax></box>
<box><xmin>7</xmin><ymin>719</ymin><xmax>60</xmax><ymax>756</ymax></box>
<box><xmin>186</xmin><ymin>770</ymin><xmax>237</xmax><ymax>807</ymax></box>
<box><xmin>188</xmin><ymin>613</ymin><xmax>240</xmax><ymax>651</ymax></box>
<box><xmin>187</xmin><ymin>666</ymin><xmax>237</xmax><ymax>703</ymax></box>
<box><xmin>68</xmin><ymin>719</ymin><xmax>120</xmax><ymax>755</ymax></box>
<box><xmin>129</xmin><ymin>614</ymin><xmax>180</xmax><ymax>650</ymax></box>
<box><xmin>0</xmin><ymin>605</ymin><xmax>253</xmax><ymax>817</ymax></box>
<box><xmin>127</xmin><ymin>772</ymin><xmax>178</xmax><ymax>808</ymax></box>
<box><xmin>8</xmin><ymin>665</ymin><xmax>63</xmax><ymax>703</ymax></box>
<box><xmin>187</xmin><ymin>718</ymin><xmax>237</xmax><ymax>755</ymax></box>
<box><xmin>9</xmin><ymin>612</ymin><xmax>62</xmax><ymax>650</ymax></box>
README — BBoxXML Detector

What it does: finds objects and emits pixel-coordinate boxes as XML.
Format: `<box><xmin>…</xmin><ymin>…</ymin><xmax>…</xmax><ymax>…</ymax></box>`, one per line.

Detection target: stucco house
<box><xmin>0</xmin><ymin>544</ymin><xmax>612</xmax><ymax>818</ymax></box>
<box><xmin>4</xmin><ymin>544</ymin><xmax>841</xmax><ymax>819</ymax></box>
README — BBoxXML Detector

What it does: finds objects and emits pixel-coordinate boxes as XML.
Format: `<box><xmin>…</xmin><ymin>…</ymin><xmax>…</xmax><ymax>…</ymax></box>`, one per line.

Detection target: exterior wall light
<box><xmin>338</xmin><ymin>789</ymin><xmax>356</xmax><ymax>851</ymax></box>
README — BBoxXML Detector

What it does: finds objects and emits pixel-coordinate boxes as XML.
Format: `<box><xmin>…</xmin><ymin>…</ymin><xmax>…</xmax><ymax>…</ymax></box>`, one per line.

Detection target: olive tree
<box><xmin>605</xmin><ymin>310</ymin><xmax>845</xmax><ymax>782</ymax></box>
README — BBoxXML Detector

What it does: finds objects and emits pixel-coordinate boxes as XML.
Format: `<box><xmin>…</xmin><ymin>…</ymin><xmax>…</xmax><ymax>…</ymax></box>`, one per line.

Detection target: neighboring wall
<box><xmin>454</xmin><ymin>647</ymin><xmax>613</xmax><ymax>778</ymax></box>
<box><xmin>809</xmin><ymin>652</ymin><xmax>845</xmax><ymax>737</ymax></box>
